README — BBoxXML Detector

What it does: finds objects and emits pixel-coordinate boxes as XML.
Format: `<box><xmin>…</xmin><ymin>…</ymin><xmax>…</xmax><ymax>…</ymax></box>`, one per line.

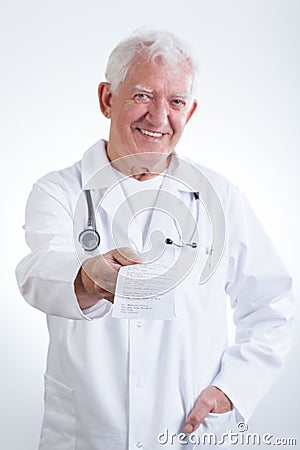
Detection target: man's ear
<box><xmin>186</xmin><ymin>100</ymin><xmax>197</xmax><ymax>124</ymax></box>
<box><xmin>98</xmin><ymin>82</ymin><xmax>113</xmax><ymax>118</ymax></box>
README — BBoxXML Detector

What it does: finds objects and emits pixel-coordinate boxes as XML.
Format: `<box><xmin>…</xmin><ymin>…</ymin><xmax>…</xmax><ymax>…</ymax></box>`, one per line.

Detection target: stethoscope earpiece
<box><xmin>164</xmin><ymin>191</ymin><xmax>199</xmax><ymax>249</ymax></box>
<box><xmin>165</xmin><ymin>237</ymin><xmax>198</xmax><ymax>249</ymax></box>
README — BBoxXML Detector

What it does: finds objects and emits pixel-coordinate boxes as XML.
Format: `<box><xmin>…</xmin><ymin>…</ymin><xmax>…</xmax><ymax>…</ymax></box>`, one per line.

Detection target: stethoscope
<box><xmin>78</xmin><ymin>190</ymin><xmax>200</xmax><ymax>252</ymax></box>
<box><xmin>78</xmin><ymin>190</ymin><xmax>101</xmax><ymax>251</ymax></box>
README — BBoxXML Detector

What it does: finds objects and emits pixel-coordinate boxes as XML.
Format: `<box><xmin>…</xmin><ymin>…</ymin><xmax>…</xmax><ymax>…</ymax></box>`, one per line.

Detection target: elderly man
<box><xmin>16</xmin><ymin>31</ymin><xmax>293</xmax><ymax>450</ymax></box>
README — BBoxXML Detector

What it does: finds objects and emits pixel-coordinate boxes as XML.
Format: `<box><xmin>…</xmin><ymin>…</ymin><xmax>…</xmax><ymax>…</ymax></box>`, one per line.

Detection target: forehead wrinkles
<box><xmin>126</xmin><ymin>57</ymin><xmax>194</xmax><ymax>95</ymax></box>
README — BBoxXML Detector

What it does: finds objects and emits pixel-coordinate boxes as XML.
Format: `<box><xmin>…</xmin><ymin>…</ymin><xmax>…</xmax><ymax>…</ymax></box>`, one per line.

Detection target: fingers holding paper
<box><xmin>75</xmin><ymin>247</ymin><xmax>142</xmax><ymax>309</ymax></box>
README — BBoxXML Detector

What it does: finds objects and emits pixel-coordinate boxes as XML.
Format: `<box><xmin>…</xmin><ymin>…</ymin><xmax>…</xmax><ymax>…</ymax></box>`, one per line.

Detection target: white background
<box><xmin>1</xmin><ymin>0</ymin><xmax>299</xmax><ymax>449</ymax></box>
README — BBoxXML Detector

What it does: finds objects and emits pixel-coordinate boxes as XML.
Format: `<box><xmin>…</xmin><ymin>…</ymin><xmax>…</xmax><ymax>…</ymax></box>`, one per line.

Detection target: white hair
<box><xmin>105</xmin><ymin>30</ymin><xmax>198</xmax><ymax>94</ymax></box>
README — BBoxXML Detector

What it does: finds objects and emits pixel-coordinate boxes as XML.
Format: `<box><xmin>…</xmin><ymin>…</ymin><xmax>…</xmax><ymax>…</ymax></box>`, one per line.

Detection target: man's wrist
<box><xmin>74</xmin><ymin>267</ymin><xmax>102</xmax><ymax>309</ymax></box>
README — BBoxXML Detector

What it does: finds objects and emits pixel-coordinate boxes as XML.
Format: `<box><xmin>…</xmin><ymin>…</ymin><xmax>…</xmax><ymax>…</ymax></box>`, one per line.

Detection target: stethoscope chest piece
<box><xmin>78</xmin><ymin>190</ymin><xmax>101</xmax><ymax>251</ymax></box>
<box><xmin>78</xmin><ymin>227</ymin><xmax>100</xmax><ymax>252</ymax></box>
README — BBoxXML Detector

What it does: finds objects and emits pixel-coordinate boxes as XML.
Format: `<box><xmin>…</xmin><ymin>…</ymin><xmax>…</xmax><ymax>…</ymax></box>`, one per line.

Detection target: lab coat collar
<box><xmin>165</xmin><ymin>153</ymin><xmax>200</xmax><ymax>195</ymax></box>
<box><xmin>81</xmin><ymin>140</ymin><xmax>118</xmax><ymax>190</ymax></box>
<box><xmin>81</xmin><ymin>139</ymin><xmax>198</xmax><ymax>195</ymax></box>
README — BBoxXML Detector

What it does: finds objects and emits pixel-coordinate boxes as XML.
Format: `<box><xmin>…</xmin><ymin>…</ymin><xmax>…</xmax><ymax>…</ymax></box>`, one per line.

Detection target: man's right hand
<box><xmin>74</xmin><ymin>247</ymin><xmax>141</xmax><ymax>310</ymax></box>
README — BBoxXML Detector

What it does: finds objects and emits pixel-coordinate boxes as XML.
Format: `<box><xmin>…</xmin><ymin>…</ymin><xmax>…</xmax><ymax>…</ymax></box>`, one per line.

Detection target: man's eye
<box><xmin>133</xmin><ymin>93</ymin><xmax>151</xmax><ymax>103</ymax></box>
<box><xmin>171</xmin><ymin>99</ymin><xmax>186</xmax><ymax>109</ymax></box>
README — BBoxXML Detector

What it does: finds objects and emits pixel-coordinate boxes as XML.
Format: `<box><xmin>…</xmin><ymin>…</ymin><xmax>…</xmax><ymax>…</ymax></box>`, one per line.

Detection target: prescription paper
<box><xmin>112</xmin><ymin>263</ymin><xmax>176</xmax><ymax>320</ymax></box>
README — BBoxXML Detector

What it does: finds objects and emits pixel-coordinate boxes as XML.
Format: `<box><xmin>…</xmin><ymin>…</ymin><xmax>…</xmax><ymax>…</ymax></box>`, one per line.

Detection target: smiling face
<box><xmin>98</xmin><ymin>55</ymin><xmax>197</xmax><ymax>176</ymax></box>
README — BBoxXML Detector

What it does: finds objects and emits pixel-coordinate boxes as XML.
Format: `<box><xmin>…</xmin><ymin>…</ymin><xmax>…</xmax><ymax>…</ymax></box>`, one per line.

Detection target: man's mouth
<box><xmin>136</xmin><ymin>128</ymin><xmax>165</xmax><ymax>138</ymax></box>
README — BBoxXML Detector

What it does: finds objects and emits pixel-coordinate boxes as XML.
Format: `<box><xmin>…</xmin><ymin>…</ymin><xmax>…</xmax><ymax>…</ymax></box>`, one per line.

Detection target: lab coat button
<box><xmin>136</xmin><ymin>381</ymin><xmax>143</xmax><ymax>388</ymax></box>
<box><xmin>136</xmin><ymin>442</ymin><xmax>143</xmax><ymax>448</ymax></box>
<box><xmin>136</xmin><ymin>321</ymin><xmax>142</xmax><ymax>328</ymax></box>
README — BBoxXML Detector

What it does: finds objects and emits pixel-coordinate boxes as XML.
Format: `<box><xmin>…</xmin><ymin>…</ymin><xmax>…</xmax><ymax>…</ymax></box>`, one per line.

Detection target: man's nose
<box><xmin>146</xmin><ymin>99</ymin><xmax>169</xmax><ymax>127</ymax></box>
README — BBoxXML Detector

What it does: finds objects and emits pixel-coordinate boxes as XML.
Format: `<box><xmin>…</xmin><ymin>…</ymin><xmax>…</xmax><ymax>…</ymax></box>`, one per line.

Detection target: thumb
<box><xmin>184</xmin><ymin>397</ymin><xmax>214</xmax><ymax>433</ymax></box>
<box><xmin>112</xmin><ymin>247</ymin><xmax>142</xmax><ymax>266</ymax></box>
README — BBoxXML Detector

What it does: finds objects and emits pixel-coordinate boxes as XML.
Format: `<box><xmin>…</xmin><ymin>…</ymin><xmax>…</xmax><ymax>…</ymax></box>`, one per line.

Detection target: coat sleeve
<box><xmin>212</xmin><ymin>186</ymin><xmax>294</xmax><ymax>423</ymax></box>
<box><xmin>15</xmin><ymin>174</ymin><xmax>112</xmax><ymax>320</ymax></box>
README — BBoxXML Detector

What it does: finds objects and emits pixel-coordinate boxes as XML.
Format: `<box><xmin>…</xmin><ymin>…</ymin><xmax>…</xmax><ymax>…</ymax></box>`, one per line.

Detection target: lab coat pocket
<box><xmin>195</xmin><ymin>410</ymin><xmax>232</xmax><ymax>448</ymax></box>
<box><xmin>39</xmin><ymin>374</ymin><xmax>76</xmax><ymax>450</ymax></box>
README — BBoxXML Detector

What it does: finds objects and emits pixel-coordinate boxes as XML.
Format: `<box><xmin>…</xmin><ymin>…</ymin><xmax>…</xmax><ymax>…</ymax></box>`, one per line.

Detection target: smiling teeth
<box><xmin>139</xmin><ymin>129</ymin><xmax>163</xmax><ymax>138</ymax></box>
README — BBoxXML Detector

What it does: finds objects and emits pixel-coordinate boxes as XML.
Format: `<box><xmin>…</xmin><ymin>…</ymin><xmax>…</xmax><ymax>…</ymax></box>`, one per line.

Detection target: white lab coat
<box><xmin>16</xmin><ymin>140</ymin><xmax>293</xmax><ymax>450</ymax></box>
